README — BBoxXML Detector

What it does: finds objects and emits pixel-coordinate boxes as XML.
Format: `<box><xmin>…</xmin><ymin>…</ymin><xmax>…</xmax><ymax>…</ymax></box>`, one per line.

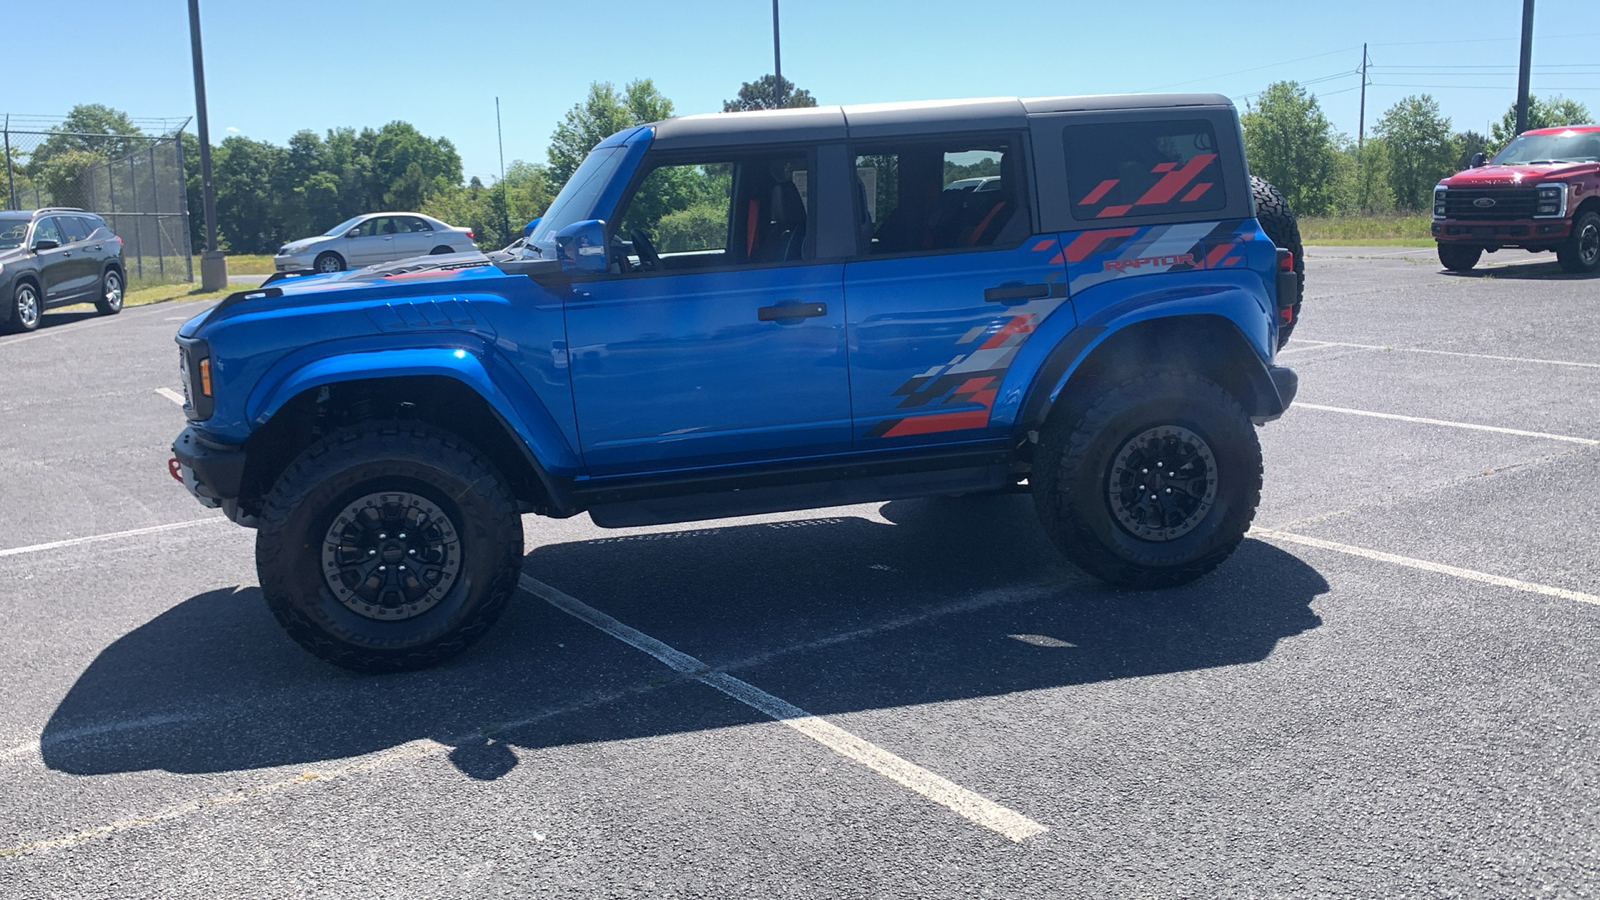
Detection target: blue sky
<box><xmin>9</xmin><ymin>1</ymin><xmax>1598</xmax><ymax>183</ymax></box>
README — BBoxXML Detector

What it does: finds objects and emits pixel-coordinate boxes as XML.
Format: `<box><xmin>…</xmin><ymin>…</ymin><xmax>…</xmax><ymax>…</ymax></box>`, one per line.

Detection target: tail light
<box><xmin>466</xmin><ymin>229</ymin><xmax>474</xmax><ymax>239</ymax></box>
<box><xmin>114</xmin><ymin>235</ymin><xmax>124</xmax><ymax>248</ymax></box>
<box><xmin>1277</xmin><ymin>249</ymin><xmax>1294</xmax><ymax>272</ymax></box>
<box><xmin>1274</xmin><ymin>248</ymin><xmax>1298</xmax><ymax>312</ymax></box>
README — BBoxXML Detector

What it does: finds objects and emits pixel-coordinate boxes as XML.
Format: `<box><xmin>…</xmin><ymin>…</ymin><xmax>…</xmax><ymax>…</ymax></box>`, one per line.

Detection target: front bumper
<box><xmin>172</xmin><ymin>426</ymin><xmax>246</xmax><ymax>509</ymax></box>
<box><xmin>274</xmin><ymin>254</ymin><xmax>313</xmax><ymax>272</ymax></box>
<box><xmin>1432</xmin><ymin>218</ymin><xmax>1572</xmax><ymax>246</ymax></box>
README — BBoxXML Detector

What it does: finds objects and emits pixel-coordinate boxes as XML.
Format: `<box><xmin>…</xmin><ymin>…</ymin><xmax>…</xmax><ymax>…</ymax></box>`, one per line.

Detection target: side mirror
<box><xmin>346</xmin><ymin>229</ymin><xmax>361</xmax><ymax>238</ymax></box>
<box><xmin>32</xmin><ymin>238</ymin><xmax>59</xmax><ymax>252</ymax></box>
<box><xmin>555</xmin><ymin>219</ymin><xmax>608</xmax><ymax>275</ymax></box>
<box><xmin>1470</xmin><ymin>152</ymin><xmax>1487</xmax><ymax>168</ymax></box>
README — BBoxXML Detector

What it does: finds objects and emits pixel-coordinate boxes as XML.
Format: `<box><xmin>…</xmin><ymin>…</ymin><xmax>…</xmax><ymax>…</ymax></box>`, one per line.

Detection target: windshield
<box><xmin>322</xmin><ymin>216</ymin><xmax>366</xmax><ymax>237</ymax></box>
<box><xmin>0</xmin><ymin>217</ymin><xmax>28</xmax><ymax>251</ymax></box>
<box><xmin>1492</xmin><ymin>130</ymin><xmax>1600</xmax><ymax>165</ymax></box>
<box><xmin>523</xmin><ymin>146</ymin><xmax>629</xmax><ymax>258</ymax></box>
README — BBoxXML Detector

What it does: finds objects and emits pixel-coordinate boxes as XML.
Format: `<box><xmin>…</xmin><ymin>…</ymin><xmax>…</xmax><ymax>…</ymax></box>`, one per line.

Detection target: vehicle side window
<box><xmin>404</xmin><ymin>217</ymin><xmax>433</xmax><ymax>233</ymax></box>
<box><xmin>33</xmin><ymin>217</ymin><xmax>63</xmax><ymax>246</ymax></box>
<box><xmin>58</xmin><ymin>216</ymin><xmax>90</xmax><ymax>244</ymax></box>
<box><xmin>78</xmin><ymin>216</ymin><xmax>105</xmax><ymax>238</ymax></box>
<box><xmin>852</xmin><ymin>137</ymin><xmax>1026</xmax><ymax>256</ymax></box>
<box><xmin>1062</xmin><ymin>119</ymin><xmax>1227</xmax><ymax>220</ymax></box>
<box><xmin>611</xmin><ymin>152</ymin><xmax>810</xmax><ymax>273</ymax></box>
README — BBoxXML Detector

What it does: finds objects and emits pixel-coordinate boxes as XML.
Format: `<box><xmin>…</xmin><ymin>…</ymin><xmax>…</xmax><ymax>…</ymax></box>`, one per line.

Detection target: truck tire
<box><xmin>1032</xmin><ymin>371</ymin><xmax>1262</xmax><ymax>588</ymax></box>
<box><xmin>255</xmin><ymin>420</ymin><xmax>523</xmax><ymax>673</ymax></box>
<box><xmin>1250</xmin><ymin>176</ymin><xmax>1304</xmax><ymax>348</ymax></box>
<box><xmin>1556</xmin><ymin>210</ymin><xmax>1600</xmax><ymax>274</ymax></box>
<box><xmin>1437</xmin><ymin>243</ymin><xmax>1482</xmax><ymax>272</ymax></box>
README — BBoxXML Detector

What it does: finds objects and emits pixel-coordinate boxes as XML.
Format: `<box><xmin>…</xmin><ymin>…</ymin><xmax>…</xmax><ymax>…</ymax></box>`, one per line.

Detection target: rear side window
<box><xmin>58</xmin><ymin>216</ymin><xmax>90</xmax><ymax>243</ymax></box>
<box><xmin>77</xmin><ymin>216</ymin><xmax>105</xmax><ymax>237</ymax></box>
<box><xmin>852</xmin><ymin>137</ymin><xmax>1027</xmax><ymax>255</ymax></box>
<box><xmin>1063</xmin><ymin>119</ymin><xmax>1227</xmax><ymax>220</ymax></box>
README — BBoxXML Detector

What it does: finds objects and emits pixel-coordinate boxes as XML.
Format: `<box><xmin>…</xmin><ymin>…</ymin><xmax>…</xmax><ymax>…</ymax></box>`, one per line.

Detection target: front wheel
<box><xmin>1438</xmin><ymin>243</ymin><xmax>1482</xmax><ymax>272</ymax></box>
<box><xmin>1556</xmin><ymin>211</ymin><xmax>1600</xmax><ymax>274</ymax></box>
<box><xmin>255</xmin><ymin>421</ymin><xmax>524</xmax><ymax>672</ymax></box>
<box><xmin>94</xmin><ymin>269</ymin><xmax>123</xmax><ymax>315</ymax></box>
<box><xmin>314</xmin><ymin>251</ymin><xmax>346</xmax><ymax>274</ymax></box>
<box><xmin>1032</xmin><ymin>372</ymin><xmax>1262</xmax><ymax>588</ymax></box>
<box><xmin>7</xmin><ymin>281</ymin><xmax>41</xmax><ymax>333</ymax></box>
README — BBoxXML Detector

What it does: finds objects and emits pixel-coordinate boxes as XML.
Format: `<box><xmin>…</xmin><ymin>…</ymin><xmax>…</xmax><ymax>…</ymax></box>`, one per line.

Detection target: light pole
<box><xmin>768</xmin><ymin>1</ymin><xmax>780</xmax><ymax>109</ymax></box>
<box><xmin>1515</xmin><ymin>0</ymin><xmax>1535</xmax><ymax>134</ymax></box>
<box><xmin>187</xmin><ymin>0</ymin><xmax>227</xmax><ymax>289</ymax></box>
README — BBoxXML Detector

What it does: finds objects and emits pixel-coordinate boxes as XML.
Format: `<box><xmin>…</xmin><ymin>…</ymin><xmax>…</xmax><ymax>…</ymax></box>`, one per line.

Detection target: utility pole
<box><xmin>1357</xmin><ymin>43</ymin><xmax>1370</xmax><ymax>150</ymax></box>
<box><xmin>768</xmin><ymin>0</ymin><xmax>780</xmax><ymax>108</ymax></box>
<box><xmin>1515</xmin><ymin>0</ymin><xmax>1535</xmax><ymax>134</ymax></box>
<box><xmin>496</xmin><ymin>96</ymin><xmax>510</xmax><ymax>244</ymax></box>
<box><xmin>187</xmin><ymin>0</ymin><xmax>227</xmax><ymax>290</ymax></box>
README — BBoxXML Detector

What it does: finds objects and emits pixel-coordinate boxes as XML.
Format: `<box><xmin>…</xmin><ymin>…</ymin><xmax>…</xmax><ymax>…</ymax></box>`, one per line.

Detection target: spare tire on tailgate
<box><xmin>1250</xmin><ymin>175</ymin><xmax>1304</xmax><ymax>348</ymax></box>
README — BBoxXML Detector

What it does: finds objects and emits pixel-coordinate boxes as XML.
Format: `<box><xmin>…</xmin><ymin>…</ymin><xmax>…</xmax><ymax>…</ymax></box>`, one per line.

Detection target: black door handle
<box><xmin>758</xmin><ymin>300</ymin><xmax>827</xmax><ymax>322</ymax></box>
<box><xmin>984</xmin><ymin>282</ymin><xmax>1049</xmax><ymax>303</ymax></box>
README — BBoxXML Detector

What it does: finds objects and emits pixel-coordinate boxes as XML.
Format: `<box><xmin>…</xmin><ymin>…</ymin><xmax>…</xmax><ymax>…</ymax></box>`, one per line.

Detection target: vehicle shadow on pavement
<box><xmin>1443</xmin><ymin>259</ymin><xmax>1597</xmax><ymax>279</ymax></box>
<box><xmin>41</xmin><ymin>496</ymin><xmax>1327</xmax><ymax>780</ymax></box>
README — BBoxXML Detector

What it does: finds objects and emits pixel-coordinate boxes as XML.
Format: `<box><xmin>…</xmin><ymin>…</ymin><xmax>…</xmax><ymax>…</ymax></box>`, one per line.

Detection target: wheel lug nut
<box><xmin>408</xmin><ymin>549</ymin><xmax>416</xmax><ymax>555</ymax></box>
<box><xmin>368</xmin><ymin>549</ymin><xmax>377</xmax><ymax>556</ymax></box>
<box><xmin>1150</xmin><ymin>494</ymin><xmax>1157</xmax><ymax>500</ymax></box>
<box><xmin>1165</xmin><ymin>488</ymin><xmax>1172</xmax><ymax>494</ymax></box>
<box><xmin>378</xmin><ymin>533</ymin><xmax>388</xmax><ymax>540</ymax></box>
<box><xmin>378</xmin><ymin>565</ymin><xmax>387</xmax><ymax>572</ymax></box>
<box><xmin>1141</xmin><ymin>468</ymin><xmax>1148</xmax><ymax>474</ymax></box>
<box><xmin>398</xmin><ymin>533</ymin><xmax>407</xmax><ymax>539</ymax></box>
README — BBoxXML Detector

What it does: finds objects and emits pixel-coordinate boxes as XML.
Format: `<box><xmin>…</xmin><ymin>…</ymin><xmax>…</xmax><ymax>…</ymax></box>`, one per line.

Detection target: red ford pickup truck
<box><xmin>1432</xmin><ymin>124</ymin><xmax>1600</xmax><ymax>274</ymax></box>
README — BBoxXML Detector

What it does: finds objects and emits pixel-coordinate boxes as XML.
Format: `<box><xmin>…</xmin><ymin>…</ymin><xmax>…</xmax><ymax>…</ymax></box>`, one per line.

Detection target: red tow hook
<box><xmin>168</xmin><ymin>457</ymin><xmax>184</xmax><ymax>483</ymax></box>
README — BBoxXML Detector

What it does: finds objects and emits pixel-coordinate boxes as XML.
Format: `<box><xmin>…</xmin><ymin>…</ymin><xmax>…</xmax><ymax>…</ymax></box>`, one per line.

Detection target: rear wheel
<box><xmin>314</xmin><ymin>251</ymin><xmax>346</xmax><ymax>274</ymax></box>
<box><xmin>1556</xmin><ymin>211</ymin><xmax>1600</xmax><ymax>274</ymax></box>
<box><xmin>1032</xmin><ymin>371</ymin><xmax>1262</xmax><ymax>588</ymax></box>
<box><xmin>255</xmin><ymin>420</ymin><xmax>523</xmax><ymax>672</ymax></box>
<box><xmin>1250</xmin><ymin>176</ymin><xmax>1304</xmax><ymax>348</ymax></box>
<box><xmin>1438</xmin><ymin>243</ymin><xmax>1483</xmax><ymax>272</ymax></box>
<box><xmin>7</xmin><ymin>281</ymin><xmax>41</xmax><ymax>333</ymax></box>
<box><xmin>429</xmin><ymin>245</ymin><xmax>454</xmax><ymax>255</ymax></box>
<box><xmin>94</xmin><ymin>269</ymin><xmax>123</xmax><ymax>315</ymax></box>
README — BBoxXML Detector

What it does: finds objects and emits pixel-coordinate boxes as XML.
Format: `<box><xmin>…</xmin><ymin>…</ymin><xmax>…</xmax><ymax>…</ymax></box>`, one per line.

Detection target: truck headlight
<box><xmin>1535</xmin><ymin>184</ymin><xmax>1567</xmax><ymax>218</ymax></box>
<box><xmin>1433</xmin><ymin>186</ymin><xmax>1448</xmax><ymax>219</ymax></box>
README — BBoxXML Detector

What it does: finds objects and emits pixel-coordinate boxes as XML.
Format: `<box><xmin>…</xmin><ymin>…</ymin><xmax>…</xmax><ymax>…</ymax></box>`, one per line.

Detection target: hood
<box><xmin>1442</xmin><ymin>161</ymin><xmax>1595</xmax><ymax>187</ymax></box>
<box><xmin>0</xmin><ymin>244</ymin><xmax>28</xmax><ymax>266</ymax></box>
<box><xmin>178</xmin><ymin>253</ymin><xmax>499</xmax><ymax>339</ymax></box>
<box><xmin>279</xmin><ymin>236</ymin><xmax>330</xmax><ymax>253</ymax></box>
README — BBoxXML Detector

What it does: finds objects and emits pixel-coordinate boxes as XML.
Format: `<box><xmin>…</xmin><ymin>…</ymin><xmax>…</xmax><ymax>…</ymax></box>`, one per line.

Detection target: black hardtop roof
<box><xmin>648</xmin><ymin>93</ymin><xmax>1233</xmax><ymax>149</ymax></box>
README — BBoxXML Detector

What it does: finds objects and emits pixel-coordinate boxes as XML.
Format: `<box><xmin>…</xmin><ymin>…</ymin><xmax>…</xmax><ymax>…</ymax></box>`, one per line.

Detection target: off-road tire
<box><xmin>1032</xmin><ymin>371</ymin><xmax>1262</xmax><ymax>588</ymax></box>
<box><xmin>314</xmin><ymin>251</ymin><xmax>346</xmax><ymax>274</ymax></box>
<box><xmin>1438</xmin><ymin>243</ymin><xmax>1483</xmax><ymax>272</ymax></box>
<box><xmin>7</xmin><ymin>281</ymin><xmax>42</xmax><ymax>333</ymax></box>
<box><xmin>94</xmin><ymin>268</ymin><xmax>123</xmax><ymax>316</ymax></box>
<box><xmin>1556</xmin><ymin>210</ymin><xmax>1600</xmax><ymax>274</ymax></box>
<box><xmin>256</xmin><ymin>420</ymin><xmax>523</xmax><ymax>673</ymax></box>
<box><xmin>1250</xmin><ymin>175</ymin><xmax>1304</xmax><ymax>348</ymax></box>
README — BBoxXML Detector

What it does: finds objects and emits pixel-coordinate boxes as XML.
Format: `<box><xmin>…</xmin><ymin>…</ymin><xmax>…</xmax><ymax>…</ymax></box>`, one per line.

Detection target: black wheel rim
<box><xmin>320</xmin><ymin>491</ymin><xmax>462</xmax><ymax>621</ymax></box>
<box><xmin>1107</xmin><ymin>425</ymin><xmax>1219</xmax><ymax>542</ymax></box>
<box><xmin>1580</xmin><ymin>222</ymin><xmax>1599</xmax><ymax>266</ymax></box>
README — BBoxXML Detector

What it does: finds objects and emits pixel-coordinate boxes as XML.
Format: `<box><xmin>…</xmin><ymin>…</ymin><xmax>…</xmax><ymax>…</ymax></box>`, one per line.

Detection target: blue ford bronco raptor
<box><xmin>171</xmin><ymin>94</ymin><xmax>1302</xmax><ymax>672</ymax></box>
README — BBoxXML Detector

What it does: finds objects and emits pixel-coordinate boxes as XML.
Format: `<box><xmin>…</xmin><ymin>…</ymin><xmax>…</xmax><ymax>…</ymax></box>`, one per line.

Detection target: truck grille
<box><xmin>1443</xmin><ymin>188</ymin><xmax>1539</xmax><ymax>220</ymax></box>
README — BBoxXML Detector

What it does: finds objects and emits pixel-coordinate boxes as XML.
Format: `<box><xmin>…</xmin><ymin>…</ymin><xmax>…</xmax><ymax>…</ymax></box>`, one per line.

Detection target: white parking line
<box><xmin>154</xmin><ymin>387</ymin><xmax>185</xmax><ymax>406</ymax></box>
<box><xmin>1255</xmin><ymin>529</ymin><xmax>1600</xmax><ymax>607</ymax></box>
<box><xmin>520</xmin><ymin>573</ymin><xmax>1048</xmax><ymax>843</ymax></box>
<box><xmin>0</xmin><ymin>518</ymin><xmax>224</xmax><ymax>559</ymax></box>
<box><xmin>1294</xmin><ymin>403</ymin><xmax>1600</xmax><ymax>446</ymax></box>
<box><xmin>1284</xmin><ymin>340</ymin><xmax>1600</xmax><ymax>369</ymax></box>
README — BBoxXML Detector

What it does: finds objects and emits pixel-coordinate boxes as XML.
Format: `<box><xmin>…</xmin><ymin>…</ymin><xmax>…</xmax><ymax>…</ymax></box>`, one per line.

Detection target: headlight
<box><xmin>1535</xmin><ymin>184</ymin><xmax>1567</xmax><ymax>218</ymax></box>
<box><xmin>1433</xmin><ymin>186</ymin><xmax>1448</xmax><ymax>218</ymax></box>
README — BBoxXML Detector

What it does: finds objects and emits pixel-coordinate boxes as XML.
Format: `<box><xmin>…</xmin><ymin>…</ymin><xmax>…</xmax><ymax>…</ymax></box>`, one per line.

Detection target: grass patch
<box><xmin>123</xmin><ymin>282</ymin><xmax>233</xmax><ymax>308</ymax></box>
<box><xmin>1299</xmin><ymin>215</ymin><xmax>1433</xmax><ymax>246</ymax></box>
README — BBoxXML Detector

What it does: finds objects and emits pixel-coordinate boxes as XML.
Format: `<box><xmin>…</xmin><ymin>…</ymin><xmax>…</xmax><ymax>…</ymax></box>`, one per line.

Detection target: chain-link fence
<box><xmin>3</xmin><ymin>122</ymin><xmax>193</xmax><ymax>283</ymax></box>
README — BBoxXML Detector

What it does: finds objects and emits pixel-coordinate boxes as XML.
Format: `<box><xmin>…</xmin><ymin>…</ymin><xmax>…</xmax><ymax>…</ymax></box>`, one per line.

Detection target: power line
<box><xmin>1140</xmin><ymin>47</ymin><xmax>1359</xmax><ymax>92</ymax></box>
<box><xmin>1373</xmin><ymin>31</ymin><xmax>1600</xmax><ymax>47</ymax></box>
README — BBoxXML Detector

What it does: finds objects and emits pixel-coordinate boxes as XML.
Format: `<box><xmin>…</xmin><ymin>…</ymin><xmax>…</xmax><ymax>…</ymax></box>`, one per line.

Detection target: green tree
<box><xmin>211</xmin><ymin>136</ymin><xmax>289</xmax><ymax>253</ymax></box>
<box><xmin>365</xmin><ymin>121</ymin><xmax>462</xmax><ymax>211</ymax></box>
<box><xmin>28</xmin><ymin>104</ymin><xmax>144</xmax><ymax>171</ymax></box>
<box><xmin>722</xmin><ymin>75</ymin><xmax>818</xmax><ymax>112</ymax></box>
<box><xmin>1453</xmin><ymin>130</ymin><xmax>1489</xmax><ymax>170</ymax></box>
<box><xmin>1375</xmin><ymin>95</ymin><xmax>1456</xmax><ymax>212</ymax></box>
<box><xmin>1241</xmin><ymin>81</ymin><xmax>1339</xmax><ymax>215</ymax></box>
<box><xmin>1488</xmin><ymin>95</ymin><xmax>1593</xmax><ymax>153</ymax></box>
<box><xmin>548</xmin><ymin>80</ymin><xmax>675</xmax><ymax>188</ymax></box>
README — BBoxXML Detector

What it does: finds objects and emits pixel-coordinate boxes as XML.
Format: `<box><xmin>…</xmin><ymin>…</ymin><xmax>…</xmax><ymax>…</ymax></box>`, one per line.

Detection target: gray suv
<box><xmin>0</xmin><ymin>208</ymin><xmax>127</xmax><ymax>333</ymax></box>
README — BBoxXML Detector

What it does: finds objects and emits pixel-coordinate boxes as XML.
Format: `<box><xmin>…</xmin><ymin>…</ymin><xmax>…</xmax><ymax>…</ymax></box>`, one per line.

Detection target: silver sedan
<box><xmin>273</xmin><ymin>213</ymin><xmax>477</xmax><ymax>273</ymax></box>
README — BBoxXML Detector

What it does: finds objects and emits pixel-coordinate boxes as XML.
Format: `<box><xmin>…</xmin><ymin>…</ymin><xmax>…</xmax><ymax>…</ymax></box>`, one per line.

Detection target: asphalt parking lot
<box><xmin>1</xmin><ymin>247</ymin><xmax>1596</xmax><ymax>898</ymax></box>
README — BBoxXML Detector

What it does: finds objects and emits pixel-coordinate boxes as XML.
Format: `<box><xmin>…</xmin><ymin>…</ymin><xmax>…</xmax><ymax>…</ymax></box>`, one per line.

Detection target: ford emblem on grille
<box><xmin>1474</xmin><ymin>197</ymin><xmax>1496</xmax><ymax>208</ymax></box>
